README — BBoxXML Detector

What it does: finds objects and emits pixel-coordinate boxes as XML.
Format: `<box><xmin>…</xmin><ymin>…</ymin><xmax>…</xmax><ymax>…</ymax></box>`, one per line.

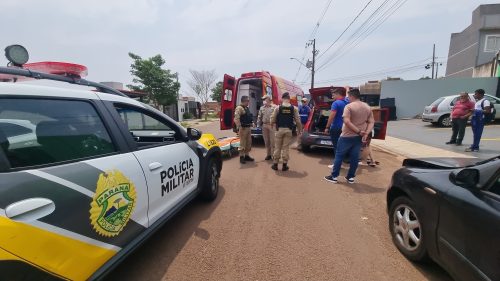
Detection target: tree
<box><xmin>127</xmin><ymin>52</ymin><xmax>180</xmax><ymax>109</ymax></box>
<box><xmin>211</xmin><ymin>81</ymin><xmax>223</xmax><ymax>102</ymax></box>
<box><xmin>187</xmin><ymin>69</ymin><xmax>217</xmax><ymax>120</ymax></box>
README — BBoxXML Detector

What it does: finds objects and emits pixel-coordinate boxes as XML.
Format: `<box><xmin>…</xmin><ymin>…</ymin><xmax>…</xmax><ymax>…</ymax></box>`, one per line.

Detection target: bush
<box><xmin>183</xmin><ymin>112</ymin><xmax>193</xmax><ymax>119</ymax></box>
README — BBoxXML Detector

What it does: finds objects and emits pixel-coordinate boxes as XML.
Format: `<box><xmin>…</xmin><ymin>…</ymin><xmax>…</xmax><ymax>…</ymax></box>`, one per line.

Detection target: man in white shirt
<box><xmin>466</xmin><ymin>89</ymin><xmax>491</xmax><ymax>152</ymax></box>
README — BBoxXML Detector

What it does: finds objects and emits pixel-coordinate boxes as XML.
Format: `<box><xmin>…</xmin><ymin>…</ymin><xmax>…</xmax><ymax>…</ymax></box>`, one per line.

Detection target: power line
<box><xmin>316</xmin><ymin>0</ymin><xmax>393</xmax><ymax>70</ymax></box>
<box><xmin>317</xmin><ymin>0</ymin><xmax>392</xmax><ymax>68</ymax></box>
<box><xmin>318</xmin><ymin>0</ymin><xmax>409</xmax><ymax>71</ymax></box>
<box><xmin>293</xmin><ymin>0</ymin><xmax>334</xmax><ymax>81</ymax></box>
<box><xmin>299</xmin><ymin>57</ymin><xmax>433</xmax><ymax>85</ymax></box>
<box><xmin>316</xmin><ymin>0</ymin><xmax>374</xmax><ymax>60</ymax></box>
<box><xmin>298</xmin><ymin>65</ymin><xmax>423</xmax><ymax>86</ymax></box>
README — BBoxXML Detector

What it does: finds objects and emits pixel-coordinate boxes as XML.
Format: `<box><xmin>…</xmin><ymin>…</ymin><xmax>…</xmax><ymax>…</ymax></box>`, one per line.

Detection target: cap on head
<box><xmin>301</xmin><ymin>97</ymin><xmax>308</xmax><ymax>102</ymax></box>
<box><xmin>262</xmin><ymin>95</ymin><xmax>270</xmax><ymax>101</ymax></box>
<box><xmin>282</xmin><ymin>92</ymin><xmax>290</xmax><ymax>100</ymax></box>
<box><xmin>241</xmin><ymin>96</ymin><xmax>250</xmax><ymax>102</ymax></box>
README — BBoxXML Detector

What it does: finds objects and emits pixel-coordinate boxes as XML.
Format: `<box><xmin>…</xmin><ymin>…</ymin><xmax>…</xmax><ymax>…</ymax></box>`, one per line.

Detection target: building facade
<box><xmin>446</xmin><ymin>4</ymin><xmax>500</xmax><ymax>78</ymax></box>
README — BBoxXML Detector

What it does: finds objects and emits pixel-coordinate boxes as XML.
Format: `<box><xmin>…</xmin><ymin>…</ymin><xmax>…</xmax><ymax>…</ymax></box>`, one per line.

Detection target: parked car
<box><xmin>0</xmin><ymin>61</ymin><xmax>222</xmax><ymax>280</ymax></box>
<box><xmin>387</xmin><ymin>156</ymin><xmax>500</xmax><ymax>281</ymax></box>
<box><xmin>422</xmin><ymin>93</ymin><xmax>499</xmax><ymax>127</ymax></box>
<box><xmin>299</xmin><ymin>86</ymin><xmax>388</xmax><ymax>151</ymax></box>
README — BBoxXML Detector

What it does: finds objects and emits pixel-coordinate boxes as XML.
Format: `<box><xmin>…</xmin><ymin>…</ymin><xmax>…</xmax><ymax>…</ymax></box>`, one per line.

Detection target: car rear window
<box><xmin>430</xmin><ymin>97</ymin><xmax>445</xmax><ymax>107</ymax></box>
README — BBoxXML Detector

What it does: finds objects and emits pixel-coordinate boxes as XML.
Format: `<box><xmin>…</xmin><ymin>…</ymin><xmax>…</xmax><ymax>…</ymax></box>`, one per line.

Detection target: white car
<box><xmin>0</xmin><ymin>63</ymin><xmax>222</xmax><ymax>281</ymax></box>
<box><xmin>422</xmin><ymin>93</ymin><xmax>499</xmax><ymax>127</ymax></box>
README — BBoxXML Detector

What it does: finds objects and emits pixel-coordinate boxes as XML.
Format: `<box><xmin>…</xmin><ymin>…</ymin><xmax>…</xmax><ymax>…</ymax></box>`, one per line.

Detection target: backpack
<box><xmin>481</xmin><ymin>100</ymin><xmax>496</xmax><ymax>123</ymax></box>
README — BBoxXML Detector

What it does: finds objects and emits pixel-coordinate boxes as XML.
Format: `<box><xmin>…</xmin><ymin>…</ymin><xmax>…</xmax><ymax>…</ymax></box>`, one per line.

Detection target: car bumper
<box><xmin>251</xmin><ymin>127</ymin><xmax>263</xmax><ymax>138</ymax></box>
<box><xmin>300</xmin><ymin>131</ymin><xmax>334</xmax><ymax>148</ymax></box>
<box><xmin>421</xmin><ymin>113</ymin><xmax>440</xmax><ymax>123</ymax></box>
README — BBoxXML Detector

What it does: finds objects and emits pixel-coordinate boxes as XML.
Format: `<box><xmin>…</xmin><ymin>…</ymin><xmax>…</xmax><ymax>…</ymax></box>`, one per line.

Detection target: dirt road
<box><xmin>108</xmin><ymin>122</ymin><xmax>451</xmax><ymax>281</ymax></box>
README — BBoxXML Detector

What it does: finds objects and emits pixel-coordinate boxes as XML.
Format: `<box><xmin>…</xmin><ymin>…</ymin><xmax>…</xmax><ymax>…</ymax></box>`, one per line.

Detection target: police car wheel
<box><xmin>201</xmin><ymin>158</ymin><xmax>218</xmax><ymax>201</ymax></box>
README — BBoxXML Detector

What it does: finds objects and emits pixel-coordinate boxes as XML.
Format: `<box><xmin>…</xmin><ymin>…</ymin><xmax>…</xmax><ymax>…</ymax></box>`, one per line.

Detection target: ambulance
<box><xmin>0</xmin><ymin>45</ymin><xmax>222</xmax><ymax>280</ymax></box>
<box><xmin>219</xmin><ymin>71</ymin><xmax>305</xmax><ymax>136</ymax></box>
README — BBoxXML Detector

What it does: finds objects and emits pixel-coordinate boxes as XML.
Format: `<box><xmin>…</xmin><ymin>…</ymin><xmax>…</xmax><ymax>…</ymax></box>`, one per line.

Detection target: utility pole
<box><xmin>306</xmin><ymin>39</ymin><xmax>318</xmax><ymax>89</ymax></box>
<box><xmin>432</xmin><ymin>44</ymin><xmax>436</xmax><ymax>79</ymax></box>
<box><xmin>311</xmin><ymin>39</ymin><xmax>316</xmax><ymax>89</ymax></box>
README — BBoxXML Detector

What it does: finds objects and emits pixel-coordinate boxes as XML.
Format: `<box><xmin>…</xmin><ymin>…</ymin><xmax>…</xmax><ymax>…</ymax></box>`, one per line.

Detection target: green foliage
<box><xmin>211</xmin><ymin>81</ymin><xmax>223</xmax><ymax>102</ymax></box>
<box><xmin>127</xmin><ymin>52</ymin><xmax>180</xmax><ymax>108</ymax></box>
<box><xmin>183</xmin><ymin>112</ymin><xmax>193</xmax><ymax>120</ymax></box>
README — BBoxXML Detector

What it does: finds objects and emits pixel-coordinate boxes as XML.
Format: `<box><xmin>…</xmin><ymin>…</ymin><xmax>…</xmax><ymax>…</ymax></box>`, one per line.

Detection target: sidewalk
<box><xmin>181</xmin><ymin>119</ymin><xmax>217</xmax><ymax>128</ymax></box>
<box><xmin>371</xmin><ymin>136</ymin><xmax>476</xmax><ymax>159</ymax></box>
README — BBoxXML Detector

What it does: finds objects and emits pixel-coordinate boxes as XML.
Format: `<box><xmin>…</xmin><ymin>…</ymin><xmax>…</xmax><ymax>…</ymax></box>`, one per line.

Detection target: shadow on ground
<box><xmin>106</xmin><ymin>186</ymin><xmax>226</xmax><ymax>281</ymax></box>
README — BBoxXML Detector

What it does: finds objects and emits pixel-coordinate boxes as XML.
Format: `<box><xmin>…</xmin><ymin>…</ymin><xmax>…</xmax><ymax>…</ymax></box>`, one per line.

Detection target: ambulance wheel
<box><xmin>201</xmin><ymin>158</ymin><xmax>219</xmax><ymax>201</ymax></box>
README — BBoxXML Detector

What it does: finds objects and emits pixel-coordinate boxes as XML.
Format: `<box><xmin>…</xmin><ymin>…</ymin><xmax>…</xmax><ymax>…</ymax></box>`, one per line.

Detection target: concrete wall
<box><xmin>446</xmin><ymin>4</ymin><xmax>500</xmax><ymax>77</ymax></box>
<box><xmin>478</xmin><ymin>30</ymin><xmax>500</xmax><ymax>66</ymax></box>
<box><xmin>380</xmin><ymin>77</ymin><xmax>499</xmax><ymax>119</ymax></box>
<box><xmin>473</xmin><ymin>61</ymin><xmax>494</xmax><ymax>77</ymax></box>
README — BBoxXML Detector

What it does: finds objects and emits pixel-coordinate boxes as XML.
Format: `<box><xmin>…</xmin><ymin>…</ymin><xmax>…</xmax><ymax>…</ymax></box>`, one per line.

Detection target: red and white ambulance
<box><xmin>219</xmin><ymin>71</ymin><xmax>305</xmax><ymax>134</ymax></box>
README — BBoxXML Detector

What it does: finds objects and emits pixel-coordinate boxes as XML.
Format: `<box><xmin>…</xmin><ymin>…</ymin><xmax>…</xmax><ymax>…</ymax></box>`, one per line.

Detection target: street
<box><xmin>387</xmin><ymin>119</ymin><xmax>500</xmax><ymax>158</ymax></box>
<box><xmin>108</xmin><ymin>121</ymin><xmax>451</xmax><ymax>281</ymax></box>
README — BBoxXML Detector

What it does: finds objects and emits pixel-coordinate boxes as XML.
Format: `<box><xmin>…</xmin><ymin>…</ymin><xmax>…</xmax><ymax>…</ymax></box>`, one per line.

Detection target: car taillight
<box><xmin>431</xmin><ymin>106</ymin><xmax>438</xmax><ymax>113</ymax></box>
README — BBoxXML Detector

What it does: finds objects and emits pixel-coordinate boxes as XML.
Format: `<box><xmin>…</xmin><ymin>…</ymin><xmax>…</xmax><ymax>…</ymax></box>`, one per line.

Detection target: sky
<box><xmin>0</xmin><ymin>0</ymin><xmax>498</xmax><ymax>97</ymax></box>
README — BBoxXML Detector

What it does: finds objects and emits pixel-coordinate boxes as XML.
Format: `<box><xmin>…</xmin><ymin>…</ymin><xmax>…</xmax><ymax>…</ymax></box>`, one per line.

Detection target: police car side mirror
<box><xmin>187</xmin><ymin>128</ymin><xmax>202</xmax><ymax>141</ymax></box>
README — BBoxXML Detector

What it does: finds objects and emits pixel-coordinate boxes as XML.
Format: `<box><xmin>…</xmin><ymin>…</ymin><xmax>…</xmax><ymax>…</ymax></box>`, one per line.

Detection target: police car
<box><xmin>0</xmin><ymin>45</ymin><xmax>222</xmax><ymax>280</ymax></box>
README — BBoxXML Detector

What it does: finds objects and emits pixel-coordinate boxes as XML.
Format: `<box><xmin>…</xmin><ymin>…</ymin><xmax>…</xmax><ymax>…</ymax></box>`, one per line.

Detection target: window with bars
<box><xmin>485</xmin><ymin>35</ymin><xmax>500</xmax><ymax>52</ymax></box>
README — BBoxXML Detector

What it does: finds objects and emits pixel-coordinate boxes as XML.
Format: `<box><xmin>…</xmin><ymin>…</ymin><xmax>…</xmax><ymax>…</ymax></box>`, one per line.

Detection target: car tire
<box><xmin>389</xmin><ymin>197</ymin><xmax>428</xmax><ymax>262</ymax></box>
<box><xmin>438</xmin><ymin>114</ymin><xmax>451</xmax><ymax>127</ymax></box>
<box><xmin>200</xmin><ymin>158</ymin><xmax>219</xmax><ymax>202</ymax></box>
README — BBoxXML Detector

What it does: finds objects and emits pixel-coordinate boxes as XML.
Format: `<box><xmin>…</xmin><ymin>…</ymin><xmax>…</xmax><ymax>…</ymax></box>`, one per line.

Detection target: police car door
<box><xmin>0</xmin><ymin>96</ymin><xmax>149</xmax><ymax>280</ymax></box>
<box><xmin>109</xmin><ymin>102</ymin><xmax>200</xmax><ymax>224</ymax></box>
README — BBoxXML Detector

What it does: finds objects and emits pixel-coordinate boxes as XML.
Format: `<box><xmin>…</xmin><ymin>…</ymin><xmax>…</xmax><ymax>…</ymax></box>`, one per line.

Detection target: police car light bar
<box><xmin>24</xmin><ymin>62</ymin><xmax>88</xmax><ymax>78</ymax></box>
<box><xmin>0</xmin><ymin>66</ymin><xmax>126</xmax><ymax>97</ymax></box>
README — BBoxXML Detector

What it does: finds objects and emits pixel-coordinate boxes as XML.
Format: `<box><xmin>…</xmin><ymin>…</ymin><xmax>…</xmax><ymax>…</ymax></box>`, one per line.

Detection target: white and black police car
<box><xmin>0</xmin><ymin>45</ymin><xmax>222</xmax><ymax>280</ymax></box>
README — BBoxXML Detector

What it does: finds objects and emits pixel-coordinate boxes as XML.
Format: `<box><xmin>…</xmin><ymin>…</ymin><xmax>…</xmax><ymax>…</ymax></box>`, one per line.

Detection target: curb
<box><xmin>371</xmin><ymin>136</ymin><xmax>476</xmax><ymax>159</ymax></box>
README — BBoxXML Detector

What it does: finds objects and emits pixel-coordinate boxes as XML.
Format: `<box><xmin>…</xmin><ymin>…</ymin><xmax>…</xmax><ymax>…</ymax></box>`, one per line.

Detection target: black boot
<box><xmin>240</xmin><ymin>156</ymin><xmax>246</xmax><ymax>164</ymax></box>
<box><xmin>244</xmin><ymin>155</ymin><xmax>254</xmax><ymax>162</ymax></box>
<box><xmin>265</xmin><ymin>155</ymin><xmax>272</xmax><ymax>161</ymax></box>
<box><xmin>282</xmin><ymin>163</ymin><xmax>289</xmax><ymax>171</ymax></box>
<box><xmin>271</xmin><ymin>163</ymin><xmax>278</xmax><ymax>170</ymax></box>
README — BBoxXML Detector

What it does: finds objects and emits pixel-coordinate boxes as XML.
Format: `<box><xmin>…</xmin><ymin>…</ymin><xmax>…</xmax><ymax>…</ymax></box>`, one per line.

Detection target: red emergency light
<box><xmin>0</xmin><ymin>61</ymin><xmax>88</xmax><ymax>82</ymax></box>
<box><xmin>24</xmin><ymin>61</ymin><xmax>88</xmax><ymax>78</ymax></box>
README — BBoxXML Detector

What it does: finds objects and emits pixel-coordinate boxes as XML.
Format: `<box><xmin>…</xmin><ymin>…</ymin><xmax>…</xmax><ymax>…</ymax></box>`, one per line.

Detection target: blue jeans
<box><xmin>331</xmin><ymin>136</ymin><xmax>362</xmax><ymax>179</ymax></box>
<box><xmin>329</xmin><ymin>127</ymin><xmax>342</xmax><ymax>153</ymax></box>
<box><xmin>471</xmin><ymin>117</ymin><xmax>484</xmax><ymax>150</ymax></box>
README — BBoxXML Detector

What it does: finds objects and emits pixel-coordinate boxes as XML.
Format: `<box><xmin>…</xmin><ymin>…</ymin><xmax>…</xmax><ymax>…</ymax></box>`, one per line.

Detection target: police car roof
<box><xmin>0</xmin><ymin>82</ymin><xmax>143</xmax><ymax>107</ymax></box>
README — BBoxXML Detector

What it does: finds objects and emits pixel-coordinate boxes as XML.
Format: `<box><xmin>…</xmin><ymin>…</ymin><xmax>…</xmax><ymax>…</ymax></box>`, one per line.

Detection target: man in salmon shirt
<box><xmin>446</xmin><ymin>92</ymin><xmax>475</xmax><ymax>146</ymax></box>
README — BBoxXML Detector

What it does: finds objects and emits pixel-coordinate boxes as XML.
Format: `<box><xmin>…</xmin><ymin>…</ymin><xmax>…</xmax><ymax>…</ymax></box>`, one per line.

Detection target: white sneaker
<box><xmin>345</xmin><ymin>177</ymin><xmax>355</xmax><ymax>184</ymax></box>
<box><xmin>328</xmin><ymin>164</ymin><xmax>333</xmax><ymax>169</ymax></box>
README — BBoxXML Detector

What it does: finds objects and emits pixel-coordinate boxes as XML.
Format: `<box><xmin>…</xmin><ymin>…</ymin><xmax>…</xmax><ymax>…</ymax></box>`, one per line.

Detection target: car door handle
<box><xmin>5</xmin><ymin>198</ymin><xmax>55</xmax><ymax>222</ymax></box>
<box><xmin>149</xmin><ymin>162</ymin><xmax>163</xmax><ymax>171</ymax></box>
<box><xmin>424</xmin><ymin>187</ymin><xmax>437</xmax><ymax>195</ymax></box>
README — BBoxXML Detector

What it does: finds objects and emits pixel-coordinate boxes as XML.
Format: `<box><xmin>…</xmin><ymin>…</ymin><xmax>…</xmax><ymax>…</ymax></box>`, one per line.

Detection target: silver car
<box><xmin>422</xmin><ymin>94</ymin><xmax>499</xmax><ymax>127</ymax></box>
